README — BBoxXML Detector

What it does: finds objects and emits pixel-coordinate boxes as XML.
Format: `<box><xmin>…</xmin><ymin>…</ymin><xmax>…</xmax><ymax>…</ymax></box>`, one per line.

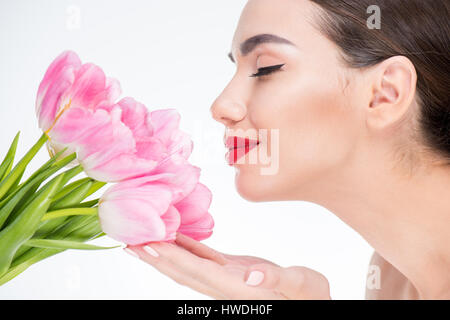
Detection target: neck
<box><xmin>304</xmin><ymin>144</ymin><xmax>450</xmax><ymax>299</ymax></box>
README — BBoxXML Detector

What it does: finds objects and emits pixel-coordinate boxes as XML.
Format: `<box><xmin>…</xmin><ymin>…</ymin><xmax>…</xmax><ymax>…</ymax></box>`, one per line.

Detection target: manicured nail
<box><xmin>123</xmin><ymin>247</ymin><xmax>139</xmax><ymax>258</ymax></box>
<box><xmin>143</xmin><ymin>245</ymin><xmax>159</xmax><ymax>257</ymax></box>
<box><xmin>245</xmin><ymin>271</ymin><xmax>264</xmax><ymax>286</ymax></box>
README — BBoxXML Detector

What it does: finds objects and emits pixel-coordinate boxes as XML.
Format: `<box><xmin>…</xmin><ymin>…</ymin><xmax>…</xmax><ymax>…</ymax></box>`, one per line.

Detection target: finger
<box><xmin>126</xmin><ymin>245</ymin><xmax>284</xmax><ymax>300</ymax></box>
<box><xmin>224</xmin><ymin>254</ymin><xmax>280</xmax><ymax>267</ymax></box>
<box><xmin>283</xmin><ymin>267</ymin><xmax>330</xmax><ymax>300</ymax></box>
<box><xmin>243</xmin><ymin>263</ymin><xmax>283</xmax><ymax>289</ymax></box>
<box><xmin>175</xmin><ymin>233</ymin><xmax>276</xmax><ymax>268</ymax></box>
<box><xmin>175</xmin><ymin>233</ymin><xmax>228</xmax><ymax>265</ymax></box>
<box><xmin>133</xmin><ymin>242</ymin><xmax>228</xmax><ymax>289</ymax></box>
<box><xmin>127</xmin><ymin>244</ymin><xmax>187</xmax><ymax>285</ymax></box>
<box><xmin>244</xmin><ymin>265</ymin><xmax>330</xmax><ymax>300</ymax></box>
<box><xmin>126</xmin><ymin>245</ymin><xmax>227</xmax><ymax>300</ymax></box>
<box><xmin>140</xmin><ymin>242</ymin><xmax>278</xmax><ymax>299</ymax></box>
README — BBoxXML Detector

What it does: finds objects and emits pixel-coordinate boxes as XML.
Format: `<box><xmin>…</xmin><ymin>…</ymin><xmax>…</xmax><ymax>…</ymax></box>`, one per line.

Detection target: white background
<box><xmin>0</xmin><ymin>0</ymin><xmax>373</xmax><ymax>299</ymax></box>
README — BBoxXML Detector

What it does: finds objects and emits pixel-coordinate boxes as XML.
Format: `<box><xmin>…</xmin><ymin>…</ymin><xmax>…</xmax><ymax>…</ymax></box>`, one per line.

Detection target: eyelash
<box><xmin>250</xmin><ymin>64</ymin><xmax>285</xmax><ymax>78</ymax></box>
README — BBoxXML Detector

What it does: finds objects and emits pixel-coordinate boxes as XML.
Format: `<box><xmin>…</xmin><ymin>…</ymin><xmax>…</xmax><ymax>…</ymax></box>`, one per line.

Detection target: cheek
<box><xmin>286</xmin><ymin>81</ymin><xmax>358</xmax><ymax>165</ymax></box>
<box><xmin>245</xmin><ymin>71</ymin><xmax>361</xmax><ymax>193</ymax></box>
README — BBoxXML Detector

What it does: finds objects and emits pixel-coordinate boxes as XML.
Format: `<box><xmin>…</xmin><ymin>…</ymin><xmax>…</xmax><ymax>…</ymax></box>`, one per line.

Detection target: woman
<box><xmin>126</xmin><ymin>0</ymin><xmax>450</xmax><ymax>299</ymax></box>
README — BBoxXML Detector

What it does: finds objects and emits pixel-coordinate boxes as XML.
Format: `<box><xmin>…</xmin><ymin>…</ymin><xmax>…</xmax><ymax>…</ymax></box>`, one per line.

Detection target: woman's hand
<box><xmin>125</xmin><ymin>233</ymin><xmax>331</xmax><ymax>300</ymax></box>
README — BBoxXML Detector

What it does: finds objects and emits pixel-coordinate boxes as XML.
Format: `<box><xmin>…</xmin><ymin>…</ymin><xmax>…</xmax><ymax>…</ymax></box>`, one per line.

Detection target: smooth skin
<box><xmin>127</xmin><ymin>0</ymin><xmax>450</xmax><ymax>299</ymax></box>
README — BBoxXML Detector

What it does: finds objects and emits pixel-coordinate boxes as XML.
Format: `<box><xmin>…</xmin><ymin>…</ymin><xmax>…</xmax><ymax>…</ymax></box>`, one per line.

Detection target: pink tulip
<box><xmin>36</xmin><ymin>50</ymin><xmax>214</xmax><ymax>245</ymax></box>
<box><xmin>149</xmin><ymin>109</ymin><xmax>193</xmax><ymax>160</ymax></box>
<box><xmin>49</xmin><ymin>104</ymin><xmax>159</xmax><ymax>182</ymax></box>
<box><xmin>175</xmin><ymin>183</ymin><xmax>214</xmax><ymax>241</ymax></box>
<box><xmin>98</xmin><ymin>174</ymin><xmax>180</xmax><ymax>245</ymax></box>
<box><xmin>49</xmin><ymin>97</ymin><xmax>193</xmax><ymax>182</ymax></box>
<box><xmin>98</xmin><ymin>165</ymin><xmax>214</xmax><ymax>245</ymax></box>
<box><xmin>97</xmin><ymin>100</ymin><xmax>194</xmax><ymax>164</ymax></box>
<box><xmin>37</xmin><ymin>52</ymin><xmax>193</xmax><ymax>182</ymax></box>
<box><xmin>36</xmin><ymin>51</ymin><xmax>120</xmax><ymax>132</ymax></box>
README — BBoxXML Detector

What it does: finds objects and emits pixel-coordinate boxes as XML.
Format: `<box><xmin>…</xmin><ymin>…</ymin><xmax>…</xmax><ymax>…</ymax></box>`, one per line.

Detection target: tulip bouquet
<box><xmin>0</xmin><ymin>51</ymin><xmax>213</xmax><ymax>286</ymax></box>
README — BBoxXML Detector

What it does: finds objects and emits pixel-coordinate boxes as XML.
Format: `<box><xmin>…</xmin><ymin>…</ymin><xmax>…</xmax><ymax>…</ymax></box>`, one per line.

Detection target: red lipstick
<box><xmin>225</xmin><ymin>136</ymin><xmax>260</xmax><ymax>165</ymax></box>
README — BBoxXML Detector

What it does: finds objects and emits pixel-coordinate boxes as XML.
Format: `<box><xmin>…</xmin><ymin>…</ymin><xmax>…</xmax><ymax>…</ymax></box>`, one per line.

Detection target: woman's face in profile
<box><xmin>211</xmin><ymin>0</ymin><xmax>366</xmax><ymax>202</ymax></box>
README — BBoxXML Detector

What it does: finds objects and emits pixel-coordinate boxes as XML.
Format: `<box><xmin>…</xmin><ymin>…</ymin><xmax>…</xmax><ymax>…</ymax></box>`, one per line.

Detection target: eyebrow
<box><xmin>228</xmin><ymin>33</ymin><xmax>295</xmax><ymax>63</ymax></box>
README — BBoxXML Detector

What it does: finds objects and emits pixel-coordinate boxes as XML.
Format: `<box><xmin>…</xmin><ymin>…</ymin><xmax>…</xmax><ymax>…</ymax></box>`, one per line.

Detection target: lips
<box><xmin>225</xmin><ymin>136</ymin><xmax>260</xmax><ymax>165</ymax></box>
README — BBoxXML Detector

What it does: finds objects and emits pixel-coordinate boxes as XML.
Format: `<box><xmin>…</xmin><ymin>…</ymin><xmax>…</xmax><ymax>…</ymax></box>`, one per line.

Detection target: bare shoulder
<box><xmin>365</xmin><ymin>251</ymin><xmax>420</xmax><ymax>300</ymax></box>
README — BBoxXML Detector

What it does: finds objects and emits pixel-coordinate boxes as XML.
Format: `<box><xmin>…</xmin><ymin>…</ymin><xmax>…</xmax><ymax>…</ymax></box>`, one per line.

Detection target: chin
<box><xmin>235</xmin><ymin>183</ymin><xmax>268</xmax><ymax>202</ymax></box>
<box><xmin>234</xmin><ymin>166</ymin><xmax>280</xmax><ymax>202</ymax></box>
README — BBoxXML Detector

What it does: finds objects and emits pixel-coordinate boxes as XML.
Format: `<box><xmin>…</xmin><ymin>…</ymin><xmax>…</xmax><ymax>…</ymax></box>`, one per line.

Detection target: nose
<box><xmin>210</xmin><ymin>81</ymin><xmax>247</xmax><ymax>127</ymax></box>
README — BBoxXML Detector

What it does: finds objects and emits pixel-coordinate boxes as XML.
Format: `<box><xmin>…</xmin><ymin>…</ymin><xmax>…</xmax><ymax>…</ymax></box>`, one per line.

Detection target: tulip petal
<box><xmin>149</xmin><ymin>109</ymin><xmax>193</xmax><ymax>160</ymax></box>
<box><xmin>178</xmin><ymin>213</ymin><xmax>214</xmax><ymax>241</ymax></box>
<box><xmin>101</xmin><ymin>173</ymin><xmax>176</xmax><ymax>194</ymax></box>
<box><xmin>135</xmin><ymin>137</ymin><xmax>167</xmax><ymax>161</ymax></box>
<box><xmin>116</xmin><ymin>97</ymin><xmax>153</xmax><ymax>138</ymax></box>
<box><xmin>36</xmin><ymin>51</ymin><xmax>81</xmax><ymax>131</ymax></box>
<box><xmin>99</xmin><ymin>183</ymin><xmax>174</xmax><ymax>245</ymax></box>
<box><xmin>169</xmin><ymin>129</ymin><xmax>194</xmax><ymax>160</ymax></box>
<box><xmin>87</xmin><ymin>154</ymin><xmax>157</xmax><ymax>182</ymax></box>
<box><xmin>175</xmin><ymin>183</ymin><xmax>212</xmax><ymax>225</ymax></box>
<box><xmin>149</xmin><ymin>109</ymin><xmax>180</xmax><ymax>145</ymax></box>
<box><xmin>152</xmin><ymin>157</ymin><xmax>201</xmax><ymax>202</ymax></box>
<box><xmin>69</xmin><ymin>63</ymin><xmax>119</xmax><ymax>111</ymax></box>
<box><xmin>104</xmin><ymin>77</ymin><xmax>122</xmax><ymax>105</ymax></box>
<box><xmin>160</xmin><ymin>206</ymin><xmax>181</xmax><ymax>242</ymax></box>
<box><xmin>99</xmin><ymin>200</ymin><xmax>166</xmax><ymax>245</ymax></box>
<box><xmin>50</xmin><ymin>106</ymin><xmax>158</xmax><ymax>182</ymax></box>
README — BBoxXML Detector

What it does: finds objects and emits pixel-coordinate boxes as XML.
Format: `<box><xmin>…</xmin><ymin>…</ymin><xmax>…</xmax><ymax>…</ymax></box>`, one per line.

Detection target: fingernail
<box><xmin>123</xmin><ymin>247</ymin><xmax>139</xmax><ymax>259</ymax></box>
<box><xmin>143</xmin><ymin>245</ymin><xmax>159</xmax><ymax>257</ymax></box>
<box><xmin>245</xmin><ymin>271</ymin><xmax>264</xmax><ymax>286</ymax></box>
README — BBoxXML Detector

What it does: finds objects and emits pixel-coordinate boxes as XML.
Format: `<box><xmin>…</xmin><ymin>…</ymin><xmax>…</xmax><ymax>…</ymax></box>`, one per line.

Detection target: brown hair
<box><xmin>310</xmin><ymin>0</ymin><xmax>450</xmax><ymax>162</ymax></box>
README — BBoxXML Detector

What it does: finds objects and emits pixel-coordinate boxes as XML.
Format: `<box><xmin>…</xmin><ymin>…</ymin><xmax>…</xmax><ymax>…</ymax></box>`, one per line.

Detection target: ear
<box><xmin>366</xmin><ymin>56</ymin><xmax>417</xmax><ymax>130</ymax></box>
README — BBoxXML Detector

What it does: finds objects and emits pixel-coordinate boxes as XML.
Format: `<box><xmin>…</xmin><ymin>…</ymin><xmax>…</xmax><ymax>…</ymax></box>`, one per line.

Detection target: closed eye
<box><xmin>250</xmin><ymin>64</ymin><xmax>285</xmax><ymax>78</ymax></box>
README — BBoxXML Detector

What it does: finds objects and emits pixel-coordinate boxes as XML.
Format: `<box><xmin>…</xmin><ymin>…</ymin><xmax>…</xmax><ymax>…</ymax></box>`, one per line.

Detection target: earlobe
<box><xmin>366</xmin><ymin>56</ymin><xmax>417</xmax><ymax>130</ymax></box>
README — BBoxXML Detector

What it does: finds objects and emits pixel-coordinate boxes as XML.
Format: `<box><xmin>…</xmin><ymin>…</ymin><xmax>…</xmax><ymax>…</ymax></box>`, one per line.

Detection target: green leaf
<box><xmin>11</xmin><ymin>155</ymin><xmax>77</xmax><ymax>211</ymax></box>
<box><xmin>35</xmin><ymin>179</ymin><xmax>93</xmax><ymax>237</ymax></box>
<box><xmin>0</xmin><ymin>258</ymin><xmax>32</xmax><ymax>286</ymax></box>
<box><xmin>1</xmin><ymin>218</ymin><xmax>107</xmax><ymax>286</ymax></box>
<box><xmin>0</xmin><ymin>132</ymin><xmax>20</xmax><ymax>182</ymax></box>
<box><xmin>8</xmin><ymin>215</ymin><xmax>104</xmax><ymax>283</ymax></box>
<box><xmin>92</xmin><ymin>232</ymin><xmax>106</xmax><ymax>240</ymax></box>
<box><xmin>41</xmin><ymin>207</ymin><xmax>98</xmax><ymax>221</ymax></box>
<box><xmin>52</xmin><ymin>177</ymin><xmax>91</xmax><ymax>203</ymax></box>
<box><xmin>71</xmin><ymin>199</ymin><xmax>99</xmax><ymax>208</ymax></box>
<box><xmin>10</xmin><ymin>147</ymin><xmax>68</xmax><ymax>194</ymax></box>
<box><xmin>32</xmin><ymin>217</ymin><xmax>67</xmax><ymax>240</ymax></box>
<box><xmin>56</xmin><ymin>164</ymin><xmax>83</xmax><ymax>187</ymax></box>
<box><xmin>53</xmin><ymin>215</ymin><xmax>100</xmax><ymax>240</ymax></box>
<box><xmin>84</xmin><ymin>181</ymin><xmax>107</xmax><ymax>198</ymax></box>
<box><xmin>34</xmin><ymin>178</ymin><xmax>94</xmax><ymax>238</ymax></box>
<box><xmin>7</xmin><ymin>170</ymin><xmax>25</xmax><ymax>196</ymax></box>
<box><xmin>24</xmin><ymin>239</ymin><xmax>119</xmax><ymax>250</ymax></box>
<box><xmin>0</xmin><ymin>173</ymin><xmax>64</xmax><ymax>277</ymax></box>
<box><xmin>0</xmin><ymin>153</ymin><xmax>78</xmax><ymax>229</ymax></box>
<box><xmin>0</xmin><ymin>133</ymin><xmax>47</xmax><ymax>201</ymax></box>
<box><xmin>12</xmin><ymin>215</ymin><xmax>96</xmax><ymax>262</ymax></box>
<box><xmin>68</xmin><ymin>217</ymin><xmax>103</xmax><ymax>239</ymax></box>
<box><xmin>49</xmin><ymin>180</ymin><xmax>93</xmax><ymax>211</ymax></box>
<box><xmin>0</xmin><ymin>169</ymin><xmax>48</xmax><ymax>229</ymax></box>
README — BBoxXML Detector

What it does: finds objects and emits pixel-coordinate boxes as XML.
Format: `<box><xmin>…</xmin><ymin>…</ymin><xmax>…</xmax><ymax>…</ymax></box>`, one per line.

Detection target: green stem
<box><xmin>1</xmin><ymin>155</ymin><xmax>78</xmax><ymax>229</ymax></box>
<box><xmin>0</xmin><ymin>133</ymin><xmax>48</xmax><ymax>201</ymax></box>
<box><xmin>0</xmin><ymin>132</ymin><xmax>20</xmax><ymax>182</ymax></box>
<box><xmin>0</xmin><ymin>173</ymin><xmax>63</xmax><ymax>277</ymax></box>
<box><xmin>10</xmin><ymin>215</ymin><xmax>101</xmax><ymax>272</ymax></box>
<box><xmin>41</xmin><ymin>207</ymin><xmax>98</xmax><ymax>221</ymax></box>
<box><xmin>52</xmin><ymin>177</ymin><xmax>91</xmax><ymax>203</ymax></box>
<box><xmin>71</xmin><ymin>199</ymin><xmax>100</xmax><ymax>208</ymax></box>
<box><xmin>12</xmin><ymin>147</ymin><xmax>68</xmax><ymax>194</ymax></box>
<box><xmin>23</xmin><ymin>238</ymin><xmax>119</xmax><ymax>250</ymax></box>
